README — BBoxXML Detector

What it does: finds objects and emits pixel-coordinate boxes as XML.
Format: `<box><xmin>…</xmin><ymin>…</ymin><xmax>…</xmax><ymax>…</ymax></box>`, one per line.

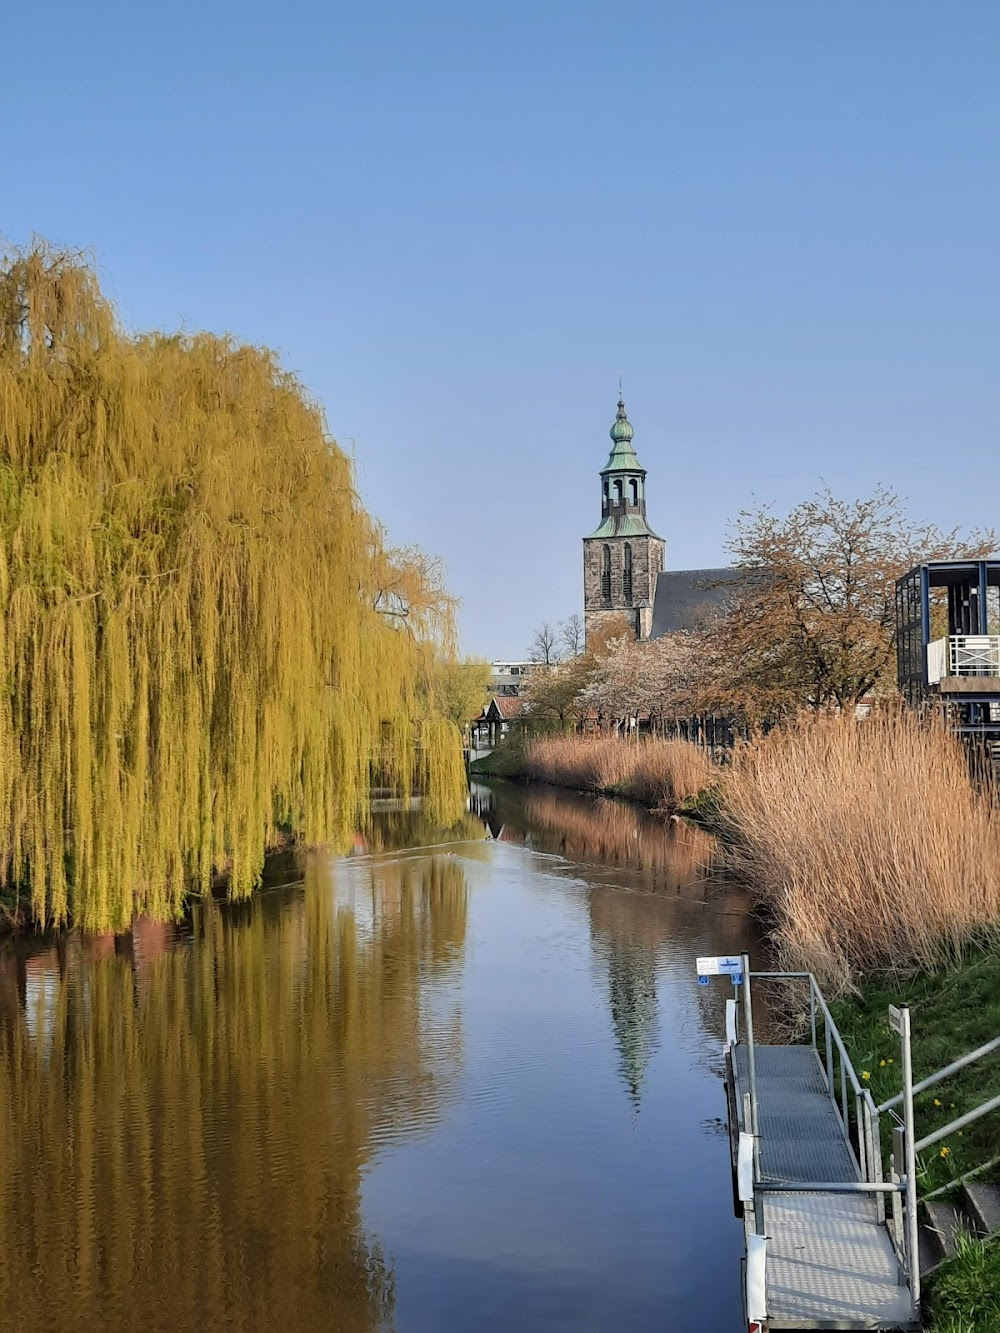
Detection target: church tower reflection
<box><xmin>604</xmin><ymin>932</ymin><xmax>660</xmax><ymax>1110</ymax></box>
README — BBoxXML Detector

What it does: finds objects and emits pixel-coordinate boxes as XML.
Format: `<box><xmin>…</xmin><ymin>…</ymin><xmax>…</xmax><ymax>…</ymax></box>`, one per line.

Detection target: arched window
<box><xmin>614</xmin><ymin>479</ymin><xmax>623</xmax><ymax>504</ymax></box>
<box><xmin>630</xmin><ymin>478</ymin><xmax>639</xmax><ymax>506</ymax></box>
<box><xmin>601</xmin><ymin>544</ymin><xmax>612</xmax><ymax>602</ymax></box>
<box><xmin>623</xmin><ymin>543</ymin><xmax>633</xmax><ymax>604</ymax></box>
<box><xmin>603</xmin><ymin>479</ymin><xmax>609</xmax><ymax>499</ymax></box>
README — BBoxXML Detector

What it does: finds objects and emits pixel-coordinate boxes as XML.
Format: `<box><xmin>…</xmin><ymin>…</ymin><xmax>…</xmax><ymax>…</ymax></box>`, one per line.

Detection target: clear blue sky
<box><xmin>4</xmin><ymin>2</ymin><xmax>998</xmax><ymax>658</ymax></box>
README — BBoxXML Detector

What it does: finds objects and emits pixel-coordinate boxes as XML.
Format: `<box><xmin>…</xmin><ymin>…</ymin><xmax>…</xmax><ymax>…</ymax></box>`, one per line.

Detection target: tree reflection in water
<box><xmin>0</xmin><ymin>847</ymin><xmax>470</xmax><ymax>1333</ymax></box>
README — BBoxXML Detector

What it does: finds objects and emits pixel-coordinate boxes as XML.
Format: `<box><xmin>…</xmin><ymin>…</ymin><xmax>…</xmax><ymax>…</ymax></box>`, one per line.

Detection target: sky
<box><xmin>3</xmin><ymin>1</ymin><xmax>998</xmax><ymax>658</ymax></box>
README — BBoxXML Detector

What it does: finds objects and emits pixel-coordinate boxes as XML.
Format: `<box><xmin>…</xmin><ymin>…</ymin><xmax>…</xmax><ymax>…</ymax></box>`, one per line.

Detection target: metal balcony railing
<box><xmin>927</xmin><ymin>635</ymin><xmax>1000</xmax><ymax>684</ymax></box>
<box><xmin>951</xmin><ymin>635</ymin><xmax>1000</xmax><ymax>676</ymax></box>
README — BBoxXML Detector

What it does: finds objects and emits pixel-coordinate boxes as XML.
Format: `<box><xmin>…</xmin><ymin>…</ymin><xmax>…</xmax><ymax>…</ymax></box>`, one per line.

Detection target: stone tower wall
<box><xmin>583</xmin><ymin>536</ymin><xmax>664</xmax><ymax>643</ymax></box>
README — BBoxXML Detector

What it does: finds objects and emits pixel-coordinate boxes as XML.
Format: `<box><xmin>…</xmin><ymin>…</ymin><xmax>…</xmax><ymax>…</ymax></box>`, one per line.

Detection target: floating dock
<box><xmin>705</xmin><ymin>954</ymin><xmax>923</xmax><ymax>1331</ymax></box>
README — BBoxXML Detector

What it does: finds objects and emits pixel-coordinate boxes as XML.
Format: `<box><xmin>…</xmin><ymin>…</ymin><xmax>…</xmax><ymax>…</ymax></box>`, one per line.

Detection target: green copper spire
<box><xmin>602</xmin><ymin>397</ymin><xmax>642</xmax><ymax>473</ymax></box>
<box><xmin>587</xmin><ymin>393</ymin><xmax>662</xmax><ymax>539</ymax></box>
<box><xmin>610</xmin><ymin>397</ymin><xmax>634</xmax><ymax>444</ymax></box>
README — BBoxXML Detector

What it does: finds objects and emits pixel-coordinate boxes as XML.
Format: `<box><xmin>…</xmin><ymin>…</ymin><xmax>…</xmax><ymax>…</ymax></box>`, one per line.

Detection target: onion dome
<box><xmin>610</xmin><ymin>398</ymin><xmax>634</xmax><ymax>444</ymax></box>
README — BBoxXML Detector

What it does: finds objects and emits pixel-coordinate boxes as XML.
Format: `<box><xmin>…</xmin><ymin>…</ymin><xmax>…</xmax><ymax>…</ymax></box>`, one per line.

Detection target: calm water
<box><xmin>0</xmin><ymin>781</ymin><xmax>767</xmax><ymax>1332</ymax></box>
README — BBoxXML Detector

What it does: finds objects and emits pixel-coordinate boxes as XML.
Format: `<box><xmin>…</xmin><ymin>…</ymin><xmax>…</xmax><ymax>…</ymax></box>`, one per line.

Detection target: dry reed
<box><xmin>517</xmin><ymin>733</ymin><xmax>713</xmax><ymax>810</ymax></box>
<box><xmin>717</xmin><ymin>710</ymin><xmax>1000</xmax><ymax>991</ymax></box>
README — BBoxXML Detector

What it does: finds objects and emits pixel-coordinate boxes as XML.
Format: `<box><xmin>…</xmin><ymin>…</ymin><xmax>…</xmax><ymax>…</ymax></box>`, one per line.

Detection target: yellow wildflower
<box><xmin>934</xmin><ymin>1099</ymin><xmax>942</xmax><ymax>1107</ymax></box>
<box><xmin>940</xmin><ymin>1146</ymin><xmax>951</xmax><ymax>1158</ymax></box>
<box><xmin>862</xmin><ymin>1071</ymin><xmax>871</xmax><ymax>1081</ymax></box>
<box><xmin>879</xmin><ymin>1060</ymin><xmax>886</xmax><ymax>1067</ymax></box>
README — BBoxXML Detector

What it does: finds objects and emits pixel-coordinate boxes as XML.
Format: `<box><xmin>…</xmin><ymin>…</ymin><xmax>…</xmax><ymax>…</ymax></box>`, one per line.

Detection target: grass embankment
<box><xmin>830</xmin><ymin>954</ymin><xmax>1000</xmax><ymax>1331</ymax></box>
<box><xmin>472</xmin><ymin>733</ymin><xmax>712</xmax><ymax>811</ymax></box>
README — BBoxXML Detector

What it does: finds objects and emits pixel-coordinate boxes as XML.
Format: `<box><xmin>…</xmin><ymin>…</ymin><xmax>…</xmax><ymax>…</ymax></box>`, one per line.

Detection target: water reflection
<box><xmin>0</xmin><ymin>849</ymin><xmax>469</xmax><ymax>1333</ymax></box>
<box><xmin>474</xmin><ymin>781</ymin><xmax>771</xmax><ymax>1101</ymax></box>
<box><xmin>0</xmin><ymin>785</ymin><xmax>764</xmax><ymax>1333</ymax></box>
<box><xmin>471</xmin><ymin>779</ymin><xmax>716</xmax><ymax>889</ymax></box>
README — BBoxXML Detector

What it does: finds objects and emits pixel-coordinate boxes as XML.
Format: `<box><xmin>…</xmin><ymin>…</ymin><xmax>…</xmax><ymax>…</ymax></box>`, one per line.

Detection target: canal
<box><xmin>0</xmin><ymin>780</ymin><xmax>768</xmax><ymax>1332</ymax></box>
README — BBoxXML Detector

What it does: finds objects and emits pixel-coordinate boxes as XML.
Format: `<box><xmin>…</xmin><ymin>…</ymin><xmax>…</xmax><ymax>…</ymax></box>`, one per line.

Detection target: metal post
<box><xmin>900</xmin><ymin>1005</ymin><xmax>921</xmax><ymax>1316</ymax></box>
<box><xmin>825</xmin><ymin>1017</ymin><xmax>834</xmax><ymax>1095</ymax></box>
<box><xmin>742</xmin><ymin>1093</ymin><xmax>763</xmax><ymax>1236</ymax></box>
<box><xmin>742</xmin><ymin>953</ymin><xmax>760</xmax><ymax>1141</ymax></box>
<box><xmin>809</xmin><ymin>980</ymin><xmax>817</xmax><ymax>1052</ymax></box>
<box><xmin>840</xmin><ymin>1055</ymin><xmax>849</xmax><ymax>1130</ymax></box>
<box><xmin>856</xmin><ymin>1093</ymin><xmax>867</xmax><ymax>1181</ymax></box>
<box><xmin>890</xmin><ymin>1127</ymin><xmax>906</xmax><ymax>1268</ymax></box>
<box><xmin>868</xmin><ymin>1096</ymin><xmax>886</xmax><ymax>1224</ymax></box>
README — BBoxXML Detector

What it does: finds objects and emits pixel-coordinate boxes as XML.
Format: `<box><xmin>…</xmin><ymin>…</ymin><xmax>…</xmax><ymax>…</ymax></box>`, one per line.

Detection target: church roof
<box><xmin>585</xmin><ymin>513</ymin><xmax>663</xmax><ymax>540</ymax></box>
<box><xmin>650</xmin><ymin>568</ymin><xmax>743</xmax><ymax>638</ymax></box>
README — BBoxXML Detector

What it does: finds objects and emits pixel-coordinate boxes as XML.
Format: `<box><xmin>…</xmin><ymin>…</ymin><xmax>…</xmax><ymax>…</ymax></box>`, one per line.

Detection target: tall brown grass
<box><xmin>515</xmin><ymin>734</ymin><xmax>713</xmax><ymax>810</ymax></box>
<box><xmin>717</xmin><ymin>710</ymin><xmax>1000</xmax><ymax>991</ymax></box>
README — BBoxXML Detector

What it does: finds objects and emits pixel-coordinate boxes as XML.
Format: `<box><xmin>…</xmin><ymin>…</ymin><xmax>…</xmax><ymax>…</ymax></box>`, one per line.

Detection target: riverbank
<box><xmin>470</xmin><ymin>733</ymin><xmax>713</xmax><ymax>810</ymax></box>
<box><xmin>479</xmin><ymin>714</ymin><xmax>1000</xmax><ymax>992</ymax></box>
<box><xmin>830</xmin><ymin>949</ymin><xmax>1000</xmax><ymax>1332</ymax></box>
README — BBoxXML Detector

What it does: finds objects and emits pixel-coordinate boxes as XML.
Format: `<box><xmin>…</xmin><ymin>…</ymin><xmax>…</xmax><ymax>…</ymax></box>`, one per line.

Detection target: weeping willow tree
<box><xmin>0</xmin><ymin>244</ymin><xmax>467</xmax><ymax>930</ymax></box>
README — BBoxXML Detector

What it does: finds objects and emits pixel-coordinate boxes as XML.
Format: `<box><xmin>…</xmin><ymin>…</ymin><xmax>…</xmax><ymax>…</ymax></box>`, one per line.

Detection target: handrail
<box><xmin>812</xmin><ymin>978</ymin><xmax>864</xmax><ymax>1099</ymax></box>
<box><xmin>757</xmin><ymin>1181</ymin><xmax>903</xmax><ymax>1194</ymax></box>
<box><xmin>747</xmin><ymin>971</ymin><xmax>812</xmax><ymax>978</ymax></box>
<box><xmin>915</xmin><ymin>1092</ymin><xmax>1000</xmax><ymax>1154</ymax></box>
<box><xmin>749</xmin><ymin>969</ymin><xmax>864</xmax><ymax>1098</ymax></box>
<box><xmin>878</xmin><ymin>1033</ymin><xmax>1000</xmax><ymax>1112</ymax></box>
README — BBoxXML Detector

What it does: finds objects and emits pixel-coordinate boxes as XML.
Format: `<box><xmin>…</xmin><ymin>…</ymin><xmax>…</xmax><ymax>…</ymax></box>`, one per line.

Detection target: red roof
<box><xmin>473</xmin><ymin>695</ymin><xmax>528</xmax><ymax>723</ymax></box>
<box><xmin>491</xmin><ymin>695</ymin><xmax>526</xmax><ymax>720</ymax></box>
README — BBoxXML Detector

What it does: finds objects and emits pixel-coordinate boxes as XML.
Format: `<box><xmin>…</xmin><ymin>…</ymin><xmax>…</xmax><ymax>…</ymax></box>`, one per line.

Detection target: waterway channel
<box><xmin>0</xmin><ymin>780</ymin><xmax>770</xmax><ymax>1332</ymax></box>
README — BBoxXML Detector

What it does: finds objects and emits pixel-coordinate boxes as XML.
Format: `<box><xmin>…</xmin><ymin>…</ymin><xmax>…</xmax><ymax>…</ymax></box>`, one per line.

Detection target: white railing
<box><xmin>951</xmin><ymin>634</ymin><xmax>1000</xmax><ymax>676</ymax></box>
<box><xmin>927</xmin><ymin>635</ymin><xmax>1000</xmax><ymax>683</ymax></box>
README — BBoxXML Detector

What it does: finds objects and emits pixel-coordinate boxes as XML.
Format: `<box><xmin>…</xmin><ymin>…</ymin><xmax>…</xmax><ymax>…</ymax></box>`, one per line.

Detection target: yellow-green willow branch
<box><xmin>0</xmin><ymin>243</ymin><xmax>467</xmax><ymax>930</ymax></box>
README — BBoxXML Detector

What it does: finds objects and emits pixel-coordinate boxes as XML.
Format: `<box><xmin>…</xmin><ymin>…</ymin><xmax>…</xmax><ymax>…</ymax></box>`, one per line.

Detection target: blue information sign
<box><xmin>697</xmin><ymin>974</ymin><xmax>710</xmax><ymax>987</ymax></box>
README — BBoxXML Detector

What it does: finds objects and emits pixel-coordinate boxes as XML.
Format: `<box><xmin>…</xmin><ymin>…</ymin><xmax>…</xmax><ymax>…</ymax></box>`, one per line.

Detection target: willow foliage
<box><xmin>0</xmin><ymin>245</ymin><xmax>466</xmax><ymax>930</ymax></box>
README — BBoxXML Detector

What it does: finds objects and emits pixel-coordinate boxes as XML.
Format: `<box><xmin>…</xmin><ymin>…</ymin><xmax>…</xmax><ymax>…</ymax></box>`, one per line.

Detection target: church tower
<box><xmin>582</xmin><ymin>397</ymin><xmax>664</xmax><ymax>643</ymax></box>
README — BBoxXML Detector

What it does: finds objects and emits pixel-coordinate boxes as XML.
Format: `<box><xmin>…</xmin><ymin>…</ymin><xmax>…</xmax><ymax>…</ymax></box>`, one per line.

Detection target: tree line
<box><xmin>526</xmin><ymin>487</ymin><xmax>995</xmax><ymax>732</ymax></box>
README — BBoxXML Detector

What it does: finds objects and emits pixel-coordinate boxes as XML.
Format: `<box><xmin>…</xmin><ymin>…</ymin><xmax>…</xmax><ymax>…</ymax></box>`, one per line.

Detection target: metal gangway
<box><xmin>710</xmin><ymin>954</ymin><xmax>924</xmax><ymax>1332</ymax></box>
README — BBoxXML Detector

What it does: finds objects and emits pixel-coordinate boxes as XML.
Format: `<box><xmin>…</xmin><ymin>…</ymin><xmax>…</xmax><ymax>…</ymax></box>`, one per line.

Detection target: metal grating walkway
<box><xmin>735</xmin><ymin>1045</ymin><xmax>859</xmax><ymax>1184</ymax></box>
<box><xmin>734</xmin><ymin>1044</ymin><xmax>917</xmax><ymax>1330</ymax></box>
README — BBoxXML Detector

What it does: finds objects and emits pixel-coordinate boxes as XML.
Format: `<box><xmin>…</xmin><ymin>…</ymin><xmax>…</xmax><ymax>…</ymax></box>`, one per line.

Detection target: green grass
<box><xmin>925</xmin><ymin>1230</ymin><xmax>1000</xmax><ymax>1331</ymax></box>
<box><xmin>468</xmin><ymin>737</ymin><xmax>529</xmax><ymax>779</ymax></box>
<box><xmin>832</xmin><ymin>946</ymin><xmax>1000</xmax><ymax>1196</ymax></box>
<box><xmin>831</xmin><ymin>947</ymin><xmax>1000</xmax><ymax>1329</ymax></box>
